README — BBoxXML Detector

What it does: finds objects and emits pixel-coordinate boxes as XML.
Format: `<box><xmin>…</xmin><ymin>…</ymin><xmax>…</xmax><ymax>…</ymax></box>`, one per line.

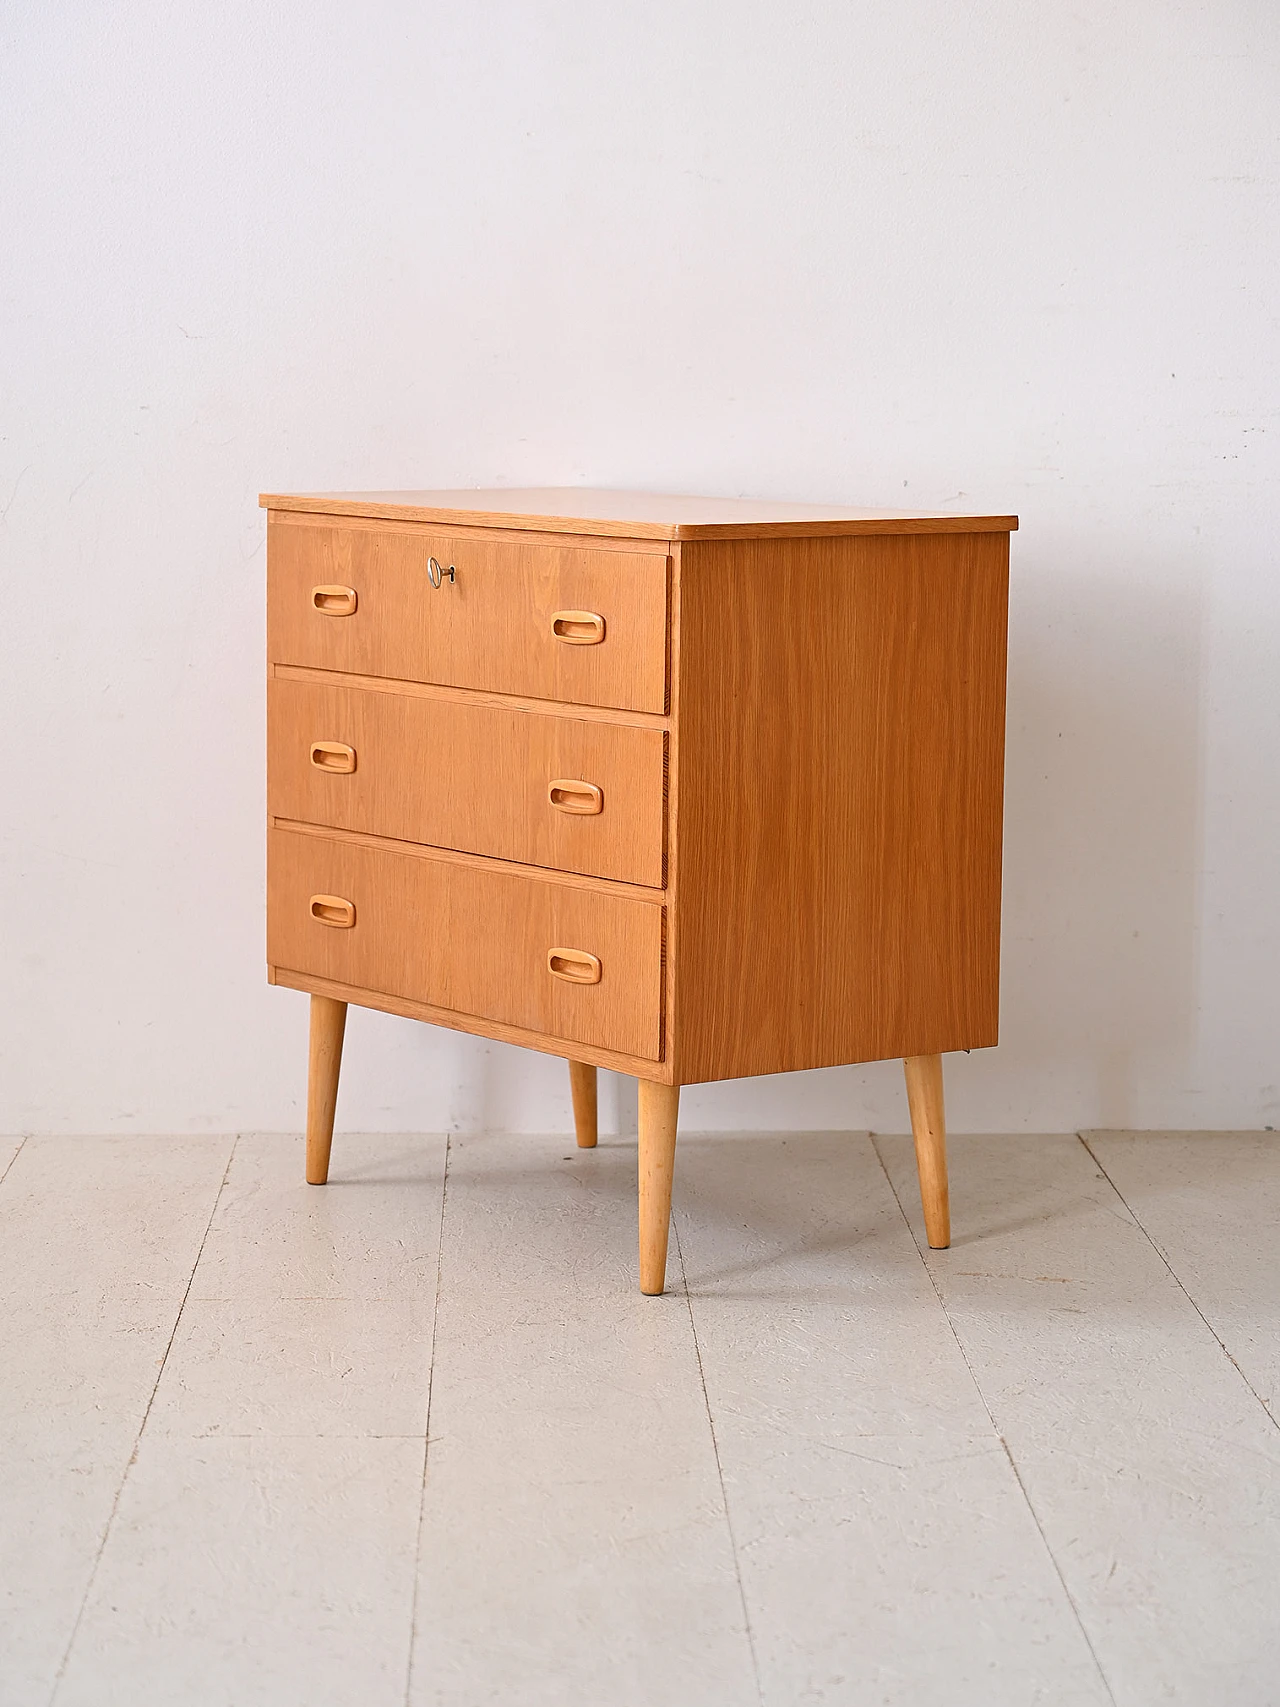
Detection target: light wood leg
<box><xmin>568</xmin><ymin>1061</ymin><xmax>598</xmax><ymax>1149</ymax></box>
<box><xmin>306</xmin><ymin>995</ymin><xmax>347</xmax><ymax>1185</ymax></box>
<box><xmin>638</xmin><ymin>1079</ymin><xmax>680</xmax><ymax>1295</ymax></box>
<box><xmin>903</xmin><ymin>1053</ymin><xmax>950</xmax><ymax>1248</ymax></box>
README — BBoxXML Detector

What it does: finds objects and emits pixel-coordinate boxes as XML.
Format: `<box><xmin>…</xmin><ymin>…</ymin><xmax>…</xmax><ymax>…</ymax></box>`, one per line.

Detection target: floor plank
<box><xmin>676</xmin><ymin>1132</ymin><xmax>1110</xmax><ymax>1707</ymax></box>
<box><xmin>53</xmin><ymin>1136</ymin><xmax>446</xmax><ymax>1705</ymax></box>
<box><xmin>877</xmin><ymin>1133</ymin><xmax>1280</xmax><ymax>1707</ymax></box>
<box><xmin>0</xmin><ymin>1137</ymin><xmax>232</xmax><ymax>1705</ymax></box>
<box><xmin>408</xmin><ymin>1132</ymin><xmax>757</xmax><ymax>1707</ymax></box>
<box><xmin>1085</xmin><ymin>1132</ymin><xmax>1280</xmax><ymax>1426</ymax></box>
<box><xmin>146</xmin><ymin>1134</ymin><xmax>446</xmax><ymax>1439</ymax></box>
<box><xmin>189</xmin><ymin>1132</ymin><xmax>446</xmax><ymax>1304</ymax></box>
<box><xmin>9</xmin><ymin>1130</ymin><xmax>1279</xmax><ymax>1705</ymax></box>
<box><xmin>55</xmin><ymin>1437</ymin><xmax>422</xmax><ymax>1707</ymax></box>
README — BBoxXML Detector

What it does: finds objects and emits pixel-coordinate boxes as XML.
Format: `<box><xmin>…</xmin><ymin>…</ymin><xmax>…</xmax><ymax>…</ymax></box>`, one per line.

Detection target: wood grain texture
<box><xmin>305</xmin><ymin>995</ymin><xmax>346</xmax><ymax>1184</ymax></box>
<box><xmin>261</xmin><ymin>489</ymin><xmax>1019</xmax><ymax>541</ymax></box>
<box><xmin>268</xmin><ymin>675</ymin><xmax>667</xmax><ymax>887</ymax></box>
<box><xmin>568</xmin><ymin>1061</ymin><xmax>598</xmax><ymax>1148</ymax></box>
<box><xmin>263</xmin><ymin>497</ymin><xmax>1013</xmax><ymax>1167</ymax></box>
<box><xmin>271</xmin><ymin>664</ymin><xmax>669</xmax><ymax>731</ymax></box>
<box><xmin>271</xmin><ymin>817</ymin><xmax>661</xmax><ymax>904</ymax></box>
<box><xmin>662</xmin><ymin>541</ymin><xmax>686</xmax><ymax>1081</ymax></box>
<box><xmin>268</xmin><ymin>825</ymin><xmax>665</xmax><ymax>1061</ymax></box>
<box><xmin>638</xmin><ymin>1079</ymin><xmax>680</xmax><ymax>1295</ymax></box>
<box><xmin>270</xmin><ymin>967</ymin><xmax>675</xmax><ymax>1084</ymax></box>
<box><xmin>669</xmin><ymin>531</ymin><xmax>1010</xmax><ymax>1084</ymax></box>
<box><xmin>903</xmin><ymin>1053</ymin><xmax>950</xmax><ymax>1247</ymax></box>
<box><xmin>268</xmin><ymin>507</ymin><xmax>671</xmax><ymax>556</ymax></box>
<box><xmin>268</xmin><ymin>519</ymin><xmax>669</xmax><ymax>713</ymax></box>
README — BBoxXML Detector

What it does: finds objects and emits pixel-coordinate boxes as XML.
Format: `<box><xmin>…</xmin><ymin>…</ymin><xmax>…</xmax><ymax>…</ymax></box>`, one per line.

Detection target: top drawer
<box><xmin>267</xmin><ymin>519</ymin><xmax>669</xmax><ymax>713</ymax></box>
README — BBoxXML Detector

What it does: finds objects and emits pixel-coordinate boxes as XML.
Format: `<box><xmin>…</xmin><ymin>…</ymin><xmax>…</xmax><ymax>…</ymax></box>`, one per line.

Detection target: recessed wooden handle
<box><xmin>548</xmin><ymin>779</ymin><xmax>603</xmax><ymax>815</ymax></box>
<box><xmin>551</xmin><ymin>610</ymin><xmax>605</xmax><ymax>645</ymax></box>
<box><xmin>547</xmin><ymin>947</ymin><xmax>602</xmax><ymax>985</ymax></box>
<box><xmin>309</xmin><ymin>741</ymin><xmax>356</xmax><ymax>774</ymax></box>
<box><xmin>312</xmin><ymin>585</ymin><xmax>358</xmax><ymax>617</ymax></box>
<box><xmin>310</xmin><ymin>894</ymin><xmax>356</xmax><ymax>928</ymax></box>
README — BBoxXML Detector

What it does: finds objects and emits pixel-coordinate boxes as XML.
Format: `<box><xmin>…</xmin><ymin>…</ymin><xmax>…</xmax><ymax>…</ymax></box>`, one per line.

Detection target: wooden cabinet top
<box><xmin>259</xmin><ymin>487</ymin><xmax>1018</xmax><ymax>543</ymax></box>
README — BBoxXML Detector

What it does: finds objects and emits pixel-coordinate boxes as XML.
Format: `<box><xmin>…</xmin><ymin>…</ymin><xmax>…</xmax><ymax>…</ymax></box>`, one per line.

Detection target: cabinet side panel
<box><xmin>672</xmin><ymin>532</ymin><xmax>1009</xmax><ymax>1084</ymax></box>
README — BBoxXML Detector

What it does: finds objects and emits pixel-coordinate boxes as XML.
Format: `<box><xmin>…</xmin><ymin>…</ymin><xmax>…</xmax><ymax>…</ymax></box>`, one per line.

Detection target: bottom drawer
<box><xmin>267</xmin><ymin>827</ymin><xmax>664</xmax><ymax>1060</ymax></box>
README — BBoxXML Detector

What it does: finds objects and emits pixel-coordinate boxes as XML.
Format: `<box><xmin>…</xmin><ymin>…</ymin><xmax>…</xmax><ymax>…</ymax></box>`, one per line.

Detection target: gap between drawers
<box><xmin>270</xmin><ymin>817</ymin><xmax>668</xmax><ymax>903</ymax></box>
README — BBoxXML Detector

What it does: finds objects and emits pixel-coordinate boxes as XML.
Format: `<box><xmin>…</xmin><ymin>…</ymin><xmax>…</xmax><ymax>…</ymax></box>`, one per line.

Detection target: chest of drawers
<box><xmin>263</xmin><ymin>489</ymin><xmax>1015</xmax><ymax>1293</ymax></box>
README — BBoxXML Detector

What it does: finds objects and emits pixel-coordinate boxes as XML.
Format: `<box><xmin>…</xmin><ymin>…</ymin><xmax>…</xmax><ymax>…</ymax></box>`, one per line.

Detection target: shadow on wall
<box><xmin>469</xmin><ymin>1038</ymin><xmax>640</xmax><ymax>1138</ymax></box>
<box><xmin>675</xmin><ymin>538</ymin><xmax>1208</xmax><ymax>1135</ymax></box>
<box><xmin>983</xmin><ymin>546</ymin><xmax>1206</xmax><ymax>1130</ymax></box>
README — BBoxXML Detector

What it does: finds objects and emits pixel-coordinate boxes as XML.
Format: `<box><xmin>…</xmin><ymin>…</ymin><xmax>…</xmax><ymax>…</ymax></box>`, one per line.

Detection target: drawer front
<box><xmin>268</xmin><ymin>676</ymin><xmax>666</xmax><ymax>887</ymax></box>
<box><xmin>268</xmin><ymin>827</ymin><xmax>664</xmax><ymax>1060</ymax></box>
<box><xmin>267</xmin><ymin>520</ymin><xmax>668</xmax><ymax>713</ymax></box>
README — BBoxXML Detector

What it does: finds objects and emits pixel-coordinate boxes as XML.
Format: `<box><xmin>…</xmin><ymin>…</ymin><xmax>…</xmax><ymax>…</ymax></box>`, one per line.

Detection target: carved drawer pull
<box><xmin>312</xmin><ymin>585</ymin><xmax>358</xmax><ymax>616</ymax></box>
<box><xmin>547</xmin><ymin>948</ymin><xmax>602</xmax><ymax>985</ymax></box>
<box><xmin>309</xmin><ymin>741</ymin><xmax>356</xmax><ymax>774</ymax></box>
<box><xmin>551</xmin><ymin>610</ymin><xmax>605</xmax><ymax>645</ymax></box>
<box><xmin>548</xmin><ymin>779</ymin><xmax>603</xmax><ymax>815</ymax></box>
<box><xmin>310</xmin><ymin>894</ymin><xmax>356</xmax><ymax>928</ymax></box>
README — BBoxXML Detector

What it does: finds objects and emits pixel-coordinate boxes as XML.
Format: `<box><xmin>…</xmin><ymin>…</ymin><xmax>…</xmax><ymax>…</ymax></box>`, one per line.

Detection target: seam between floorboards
<box><xmin>404</xmin><ymin>1130</ymin><xmax>452</xmax><ymax>1707</ymax></box>
<box><xmin>870</xmin><ymin>1136</ymin><xmax>1118</xmax><ymax>1707</ymax></box>
<box><xmin>0</xmin><ymin>1136</ymin><xmax>27</xmax><ymax>1188</ymax></box>
<box><xmin>1077</xmin><ymin>1133</ymin><xmax>1279</xmax><ymax>1433</ymax></box>
<box><xmin>675</xmin><ymin>1214</ymin><xmax>765</xmax><ymax>1707</ymax></box>
<box><xmin>47</xmin><ymin>1132</ymin><xmax>240</xmax><ymax>1707</ymax></box>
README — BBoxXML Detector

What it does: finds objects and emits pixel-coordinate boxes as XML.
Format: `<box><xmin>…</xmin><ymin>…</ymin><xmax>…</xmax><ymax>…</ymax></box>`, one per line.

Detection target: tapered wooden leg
<box><xmin>306</xmin><ymin>995</ymin><xmax>347</xmax><ymax>1185</ymax></box>
<box><xmin>568</xmin><ymin>1061</ymin><xmax>598</xmax><ymax>1148</ymax></box>
<box><xmin>903</xmin><ymin>1053</ymin><xmax>950</xmax><ymax>1248</ymax></box>
<box><xmin>638</xmin><ymin>1079</ymin><xmax>680</xmax><ymax>1295</ymax></box>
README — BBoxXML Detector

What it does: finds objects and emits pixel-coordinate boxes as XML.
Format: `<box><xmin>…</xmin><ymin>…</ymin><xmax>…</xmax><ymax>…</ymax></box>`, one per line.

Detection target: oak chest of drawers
<box><xmin>263</xmin><ymin>489</ymin><xmax>1016</xmax><ymax>1293</ymax></box>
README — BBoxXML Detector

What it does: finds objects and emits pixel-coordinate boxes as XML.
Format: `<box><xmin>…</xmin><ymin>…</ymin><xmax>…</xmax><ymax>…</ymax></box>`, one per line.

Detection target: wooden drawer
<box><xmin>267</xmin><ymin>520</ymin><xmax>669</xmax><ymax>713</ymax></box>
<box><xmin>267</xmin><ymin>826</ymin><xmax>664</xmax><ymax>1060</ymax></box>
<box><xmin>268</xmin><ymin>675</ymin><xmax>667</xmax><ymax>887</ymax></box>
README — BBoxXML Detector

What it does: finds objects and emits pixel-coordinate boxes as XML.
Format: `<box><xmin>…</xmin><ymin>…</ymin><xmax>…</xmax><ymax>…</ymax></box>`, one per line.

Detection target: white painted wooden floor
<box><xmin>2</xmin><ymin>1130</ymin><xmax>1278</xmax><ymax>1706</ymax></box>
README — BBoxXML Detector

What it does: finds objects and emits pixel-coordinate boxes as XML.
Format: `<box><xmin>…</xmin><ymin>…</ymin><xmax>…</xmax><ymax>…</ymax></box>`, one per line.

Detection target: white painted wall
<box><xmin>3</xmin><ymin>2</ymin><xmax>1277</xmax><ymax>1136</ymax></box>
